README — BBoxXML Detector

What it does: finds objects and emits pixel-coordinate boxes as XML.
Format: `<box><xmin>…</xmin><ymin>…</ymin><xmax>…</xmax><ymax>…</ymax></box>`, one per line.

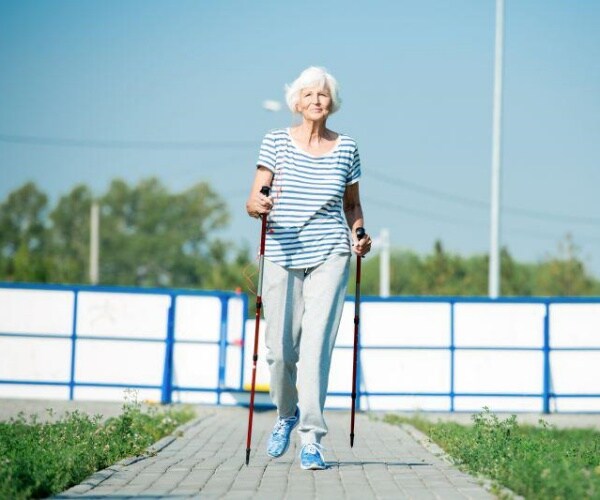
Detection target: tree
<box><xmin>356</xmin><ymin>238</ymin><xmax>599</xmax><ymax>297</ymax></box>
<box><xmin>0</xmin><ymin>179</ymin><xmax>253</xmax><ymax>290</ymax></box>
<box><xmin>46</xmin><ymin>184</ymin><xmax>93</xmax><ymax>283</ymax></box>
<box><xmin>419</xmin><ymin>240</ymin><xmax>470</xmax><ymax>295</ymax></box>
<box><xmin>500</xmin><ymin>248</ymin><xmax>534</xmax><ymax>296</ymax></box>
<box><xmin>98</xmin><ymin>177</ymin><xmax>236</xmax><ymax>288</ymax></box>
<box><xmin>1</xmin><ymin>181</ymin><xmax>598</xmax><ymax>297</ymax></box>
<box><xmin>534</xmin><ymin>234</ymin><xmax>595</xmax><ymax>296</ymax></box>
<box><xmin>0</xmin><ymin>182</ymin><xmax>49</xmax><ymax>281</ymax></box>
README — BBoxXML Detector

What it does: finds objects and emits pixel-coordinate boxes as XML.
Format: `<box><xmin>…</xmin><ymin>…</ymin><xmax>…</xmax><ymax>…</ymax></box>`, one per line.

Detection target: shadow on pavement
<box><xmin>330</xmin><ymin>461</ymin><xmax>432</xmax><ymax>467</ymax></box>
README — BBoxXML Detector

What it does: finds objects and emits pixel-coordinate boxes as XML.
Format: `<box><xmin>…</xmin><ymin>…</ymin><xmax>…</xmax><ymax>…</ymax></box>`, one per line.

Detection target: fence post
<box><xmin>239</xmin><ymin>293</ymin><xmax>248</xmax><ymax>391</ymax></box>
<box><xmin>161</xmin><ymin>295</ymin><xmax>176</xmax><ymax>404</ymax></box>
<box><xmin>542</xmin><ymin>302</ymin><xmax>551</xmax><ymax>414</ymax></box>
<box><xmin>450</xmin><ymin>301</ymin><xmax>455</xmax><ymax>412</ymax></box>
<box><xmin>68</xmin><ymin>290</ymin><xmax>79</xmax><ymax>401</ymax></box>
<box><xmin>217</xmin><ymin>295</ymin><xmax>230</xmax><ymax>405</ymax></box>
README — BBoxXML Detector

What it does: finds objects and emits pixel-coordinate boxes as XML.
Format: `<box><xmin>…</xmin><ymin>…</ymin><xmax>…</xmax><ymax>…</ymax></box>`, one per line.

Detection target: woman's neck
<box><xmin>293</xmin><ymin>119</ymin><xmax>331</xmax><ymax>146</ymax></box>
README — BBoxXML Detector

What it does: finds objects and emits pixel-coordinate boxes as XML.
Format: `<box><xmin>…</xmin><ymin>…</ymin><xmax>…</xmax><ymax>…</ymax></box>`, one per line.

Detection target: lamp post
<box><xmin>489</xmin><ymin>0</ymin><xmax>505</xmax><ymax>298</ymax></box>
<box><xmin>89</xmin><ymin>200</ymin><xmax>99</xmax><ymax>285</ymax></box>
<box><xmin>379</xmin><ymin>228</ymin><xmax>390</xmax><ymax>298</ymax></box>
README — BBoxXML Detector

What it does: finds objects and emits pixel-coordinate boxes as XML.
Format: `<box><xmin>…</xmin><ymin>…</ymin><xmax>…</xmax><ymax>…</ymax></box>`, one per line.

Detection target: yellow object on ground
<box><xmin>243</xmin><ymin>383</ymin><xmax>270</xmax><ymax>393</ymax></box>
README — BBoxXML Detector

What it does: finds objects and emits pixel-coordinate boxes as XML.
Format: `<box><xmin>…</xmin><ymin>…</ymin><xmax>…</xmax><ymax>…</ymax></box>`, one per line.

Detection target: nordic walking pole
<box><xmin>350</xmin><ymin>226</ymin><xmax>366</xmax><ymax>448</ymax></box>
<box><xmin>245</xmin><ymin>185</ymin><xmax>271</xmax><ymax>466</ymax></box>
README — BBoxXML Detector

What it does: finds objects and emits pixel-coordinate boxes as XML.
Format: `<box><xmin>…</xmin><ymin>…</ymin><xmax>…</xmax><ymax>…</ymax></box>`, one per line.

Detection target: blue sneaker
<box><xmin>300</xmin><ymin>443</ymin><xmax>327</xmax><ymax>470</ymax></box>
<box><xmin>267</xmin><ymin>407</ymin><xmax>299</xmax><ymax>458</ymax></box>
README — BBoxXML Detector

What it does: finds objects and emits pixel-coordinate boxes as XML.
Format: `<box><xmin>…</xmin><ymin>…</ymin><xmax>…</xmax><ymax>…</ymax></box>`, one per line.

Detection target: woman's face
<box><xmin>296</xmin><ymin>85</ymin><xmax>332</xmax><ymax>122</ymax></box>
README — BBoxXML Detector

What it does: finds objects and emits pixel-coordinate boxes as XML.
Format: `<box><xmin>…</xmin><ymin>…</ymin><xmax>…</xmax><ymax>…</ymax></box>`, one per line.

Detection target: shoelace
<box><xmin>273</xmin><ymin>416</ymin><xmax>296</xmax><ymax>437</ymax></box>
<box><xmin>302</xmin><ymin>443</ymin><xmax>324</xmax><ymax>456</ymax></box>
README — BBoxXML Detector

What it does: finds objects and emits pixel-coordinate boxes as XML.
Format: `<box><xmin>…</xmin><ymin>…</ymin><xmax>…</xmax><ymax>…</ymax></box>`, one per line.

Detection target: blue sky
<box><xmin>1</xmin><ymin>0</ymin><xmax>599</xmax><ymax>279</ymax></box>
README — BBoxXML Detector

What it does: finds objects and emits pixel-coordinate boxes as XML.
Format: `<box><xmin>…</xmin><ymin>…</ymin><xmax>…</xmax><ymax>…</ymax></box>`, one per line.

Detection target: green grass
<box><xmin>385</xmin><ymin>409</ymin><xmax>600</xmax><ymax>499</ymax></box>
<box><xmin>0</xmin><ymin>393</ymin><xmax>195</xmax><ymax>499</ymax></box>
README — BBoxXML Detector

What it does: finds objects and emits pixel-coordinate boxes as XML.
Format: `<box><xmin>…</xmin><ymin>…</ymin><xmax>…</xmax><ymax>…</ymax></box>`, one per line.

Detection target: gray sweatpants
<box><xmin>262</xmin><ymin>253</ymin><xmax>350</xmax><ymax>445</ymax></box>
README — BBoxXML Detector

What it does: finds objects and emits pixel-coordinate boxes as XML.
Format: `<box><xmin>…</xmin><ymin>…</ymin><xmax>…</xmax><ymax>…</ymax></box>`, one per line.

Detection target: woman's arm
<box><xmin>343</xmin><ymin>182</ymin><xmax>371</xmax><ymax>256</ymax></box>
<box><xmin>246</xmin><ymin>166</ymin><xmax>274</xmax><ymax>218</ymax></box>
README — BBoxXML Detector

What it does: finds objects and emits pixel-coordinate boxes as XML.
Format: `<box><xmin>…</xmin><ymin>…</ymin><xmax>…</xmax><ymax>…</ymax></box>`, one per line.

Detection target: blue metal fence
<box><xmin>0</xmin><ymin>282</ymin><xmax>247</xmax><ymax>405</ymax></box>
<box><xmin>335</xmin><ymin>296</ymin><xmax>600</xmax><ymax>413</ymax></box>
<box><xmin>0</xmin><ymin>282</ymin><xmax>599</xmax><ymax>412</ymax></box>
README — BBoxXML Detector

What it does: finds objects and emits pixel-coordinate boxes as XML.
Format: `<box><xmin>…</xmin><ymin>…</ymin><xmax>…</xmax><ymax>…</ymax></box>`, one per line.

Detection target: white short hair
<box><xmin>285</xmin><ymin>66</ymin><xmax>341</xmax><ymax>114</ymax></box>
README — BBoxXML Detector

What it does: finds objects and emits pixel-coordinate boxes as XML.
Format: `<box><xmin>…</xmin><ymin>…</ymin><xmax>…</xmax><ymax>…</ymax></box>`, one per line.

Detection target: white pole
<box><xmin>489</xmin><ymin>0</ymin><xmax>504</xmax><ymax>298</ymax></box>
<box><xmin>90</xmin><ymin>201</ymin><xmax>100</xmax><ymax>285</ymax></box>
<box><xmin>379</xmin><ymin>228</ymin><xmax>390</xmax><ymax>298</ymax></box>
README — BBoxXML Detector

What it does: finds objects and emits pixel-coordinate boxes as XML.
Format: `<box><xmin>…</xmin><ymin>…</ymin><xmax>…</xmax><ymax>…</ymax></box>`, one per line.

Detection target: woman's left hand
<box><xmin>352</xmin><ymin>232</ymin><xmax>372</xmax><ymax>257</ymax></box>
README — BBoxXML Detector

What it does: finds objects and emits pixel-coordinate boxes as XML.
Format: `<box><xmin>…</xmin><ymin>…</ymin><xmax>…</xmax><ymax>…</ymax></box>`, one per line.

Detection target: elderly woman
<box><xmin>246</xmin><ymin>66</ymin><xmax>371</xmax><ymax>470</ymax></box>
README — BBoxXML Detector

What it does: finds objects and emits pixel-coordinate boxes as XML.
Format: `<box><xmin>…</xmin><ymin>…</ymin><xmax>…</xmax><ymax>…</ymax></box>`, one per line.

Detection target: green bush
<box><xmin>0</xmin><ymin>394</ymin><xmax>195</xmax><ymax>499</ymax></box>
<box><xmin>385</xmin><ymin>409</ymin><xmax>600</xmax><ymax>499</ymax></box>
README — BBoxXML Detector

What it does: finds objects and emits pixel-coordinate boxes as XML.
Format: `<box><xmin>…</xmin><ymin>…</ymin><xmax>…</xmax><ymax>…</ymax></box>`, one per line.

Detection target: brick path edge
<box><xmin>397</xmin><ymin>421</ymin><xmax>524</xmax><ymax>500</ymax></box>
<box><xmin>53</xmin><ymin>413</ymin><xmax>209</xmax><ymax>498</ymax></box>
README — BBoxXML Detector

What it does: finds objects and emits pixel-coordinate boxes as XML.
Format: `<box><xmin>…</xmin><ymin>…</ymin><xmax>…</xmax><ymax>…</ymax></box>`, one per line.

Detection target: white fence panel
<box><xmin>0</xmin><ymin>288</ymin><xmax>74</xmax><ymax>335</ymax></box>
<box><xmin>0</xmin><ymin>337</ymin><xmax>71</xmax><ymax>382</ymax></box>
<box><xmin>361</xmin><ymin>302</ymin><xmax>450</xmax><ymax>347</ymax></box>
<box><xmin>454</xmin><ymin>303</ymin><xmax>546</xmax><ymax>347</ymax></box>
<box><xmin>550</xmin><ymin>304</ymin><xmax>600</xmax><ymax>347</ymax></box>
<box><xmin>75</xmin><ymin>339</ymin><xmax>165</xmax><ymax>386</ymax></box>
<box><xmin>174</xmin><ymin>296</ymin><xmax>221</xmax><ymax>342</ymax></box>
<box><xmin>77</xmin><ymin>292</ymin><xmax>170</xmax><ymax>339</ymax></box>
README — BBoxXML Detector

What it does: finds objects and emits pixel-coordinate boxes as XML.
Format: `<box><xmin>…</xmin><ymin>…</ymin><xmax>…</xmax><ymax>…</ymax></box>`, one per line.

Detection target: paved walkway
<box><xmin>2</xmin><ymin>399</ymin><xmax>597</xmax><ymax>498</ymax></box>
<box><xmin>54</xmin><ymin>406</ymin><xmax>494</xmax><ymax>499</ymax></box>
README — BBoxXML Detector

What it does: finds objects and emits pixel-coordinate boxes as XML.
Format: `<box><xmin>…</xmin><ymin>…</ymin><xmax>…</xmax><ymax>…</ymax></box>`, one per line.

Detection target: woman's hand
<box><xmin>246</xmin><ymin>166</ymin><xmax>274</xmax><ymax>218</ymax></box>
<box><xmin>352</xmin><ymin>230</ymin><xmax>372</xmax><ymax>257</ymax></box>
<box><xmin>246</xmin><ymin>190</ymin><xmax>273</xmax><ymax>218</ymax></box>
<box><xmin>344</xmin><ymin>183</ymin><xmax>370</xmax><ymax>256</ymax></box>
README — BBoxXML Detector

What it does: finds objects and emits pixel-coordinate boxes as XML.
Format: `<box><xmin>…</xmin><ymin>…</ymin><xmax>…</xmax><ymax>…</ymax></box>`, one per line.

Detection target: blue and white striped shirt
<box><xmin>256</xmin><ymin>128</ymin><xmax>361</xmax><ymax>269</ymax></box>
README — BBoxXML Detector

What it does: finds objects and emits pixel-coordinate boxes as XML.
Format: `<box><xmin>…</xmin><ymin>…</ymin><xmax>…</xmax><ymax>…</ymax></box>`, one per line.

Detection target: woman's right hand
<box><xmin>246</xmin><ymin>190</ymin><xmax>273</xmax><ymax>218</ymax></box>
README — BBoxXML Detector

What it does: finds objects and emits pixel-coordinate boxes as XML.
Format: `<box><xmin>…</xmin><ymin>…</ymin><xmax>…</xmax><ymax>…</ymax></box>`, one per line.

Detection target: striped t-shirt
<box><xmin>256</xmin><ymin>128</ymin><xmax>361</xmax><ymax>269</ymax></box>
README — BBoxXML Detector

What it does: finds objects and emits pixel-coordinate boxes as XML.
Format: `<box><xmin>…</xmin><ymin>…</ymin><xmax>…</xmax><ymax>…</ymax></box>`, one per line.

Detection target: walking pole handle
<box><xmin>260</xmin><ymin>185</ymin><xmax>271</xmax><ymax>197</ymax></box>
<box><xmin>356</xmin><ymin>227</ymin><xmax>365</xmax><ymax>240</ymax></box>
